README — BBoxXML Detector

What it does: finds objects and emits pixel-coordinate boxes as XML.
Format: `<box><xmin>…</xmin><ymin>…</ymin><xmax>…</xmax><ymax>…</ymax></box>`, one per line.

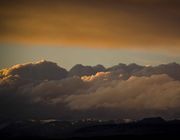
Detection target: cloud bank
<box><xmin>67</xmin><ymin>74</ymin><xmax>180</xmax><ymax>110</ymax></box>
<box><xmin>1</xmin><ymin>60</ymin><xmax>180</xmax><ymax>120</ymax></box>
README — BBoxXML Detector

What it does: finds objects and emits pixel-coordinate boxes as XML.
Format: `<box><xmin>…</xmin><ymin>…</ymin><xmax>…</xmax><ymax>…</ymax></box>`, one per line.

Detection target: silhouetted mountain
<box><xmin>137</xmin><ymin>117</ymin><xmax>166</xmax><ymax>124</ymax></box>
<box><xmin>0</xmin><ymin>117</ymin><xmax>180</xmax><ymax>138</ymax></box>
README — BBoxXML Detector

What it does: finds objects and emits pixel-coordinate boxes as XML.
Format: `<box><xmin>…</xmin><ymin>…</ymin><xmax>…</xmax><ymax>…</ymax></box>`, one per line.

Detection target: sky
<box><xmin>1</xmin><ymin>0</ymin><xmax>180</xmax><ymax>120</ymax></box>
<box><xmin>0</xmin><ymin>0</ymin><xmax>180</xmax><ymax>68</ymax></box>
<box><xmin>1</xmin><ymin>44</ymin><xmax>180</xmax><ymax>70</ymax></box>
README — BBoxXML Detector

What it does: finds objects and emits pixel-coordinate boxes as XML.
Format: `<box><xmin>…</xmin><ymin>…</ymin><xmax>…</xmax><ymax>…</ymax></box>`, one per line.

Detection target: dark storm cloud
<box><xmin>0</xmin><ymin>0</ymin><xmax>180</xmax><ymax>50</ymax></box>
<box><xmin>0</xmin><ymin>60</ymin><xmax>67</xmax><ymax>80</ymax></box>
<box><xmin>1</xmin><ymin>60</ymin><xmax>180</xmax><ymax>120</ymax></box>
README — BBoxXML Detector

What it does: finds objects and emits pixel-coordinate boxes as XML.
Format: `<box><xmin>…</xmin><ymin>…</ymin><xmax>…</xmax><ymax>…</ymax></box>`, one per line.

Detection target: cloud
<box><xmin>0</xmin><ymin>60</ymin><xmax>68</xmax><ymax>80</ymax></box>
<box><xmin>66</xmin><ymin>74</ymin><xmax>180</xmax><ymax>111</ymax></box>
<box><xmin>23</xmin><ymin>76</ymin><xmax>87</xmax><ymax>104</ymax></box>
<box><xmin>1</xmin><ymin>61</ymin><xmax>180</xmax><ymax>120</ymax></box>
<box><xmin>81</xmin><ymin>72</ymin><xmax>111</xmax><ymax>82</ymax></box>
<box><xmin>134</xmin><ymin>63</ymin><xmax>180</xmax><ymax>80</ymax></box>
<box><xmin>107</xmin><ymin>62</ymin><xmax>180</xmax><ymax>81</ymax></box>
<box><xmin>68</xmin><ymin>64</ymin><xmax>105</xmax><ymax>77</ymax></box>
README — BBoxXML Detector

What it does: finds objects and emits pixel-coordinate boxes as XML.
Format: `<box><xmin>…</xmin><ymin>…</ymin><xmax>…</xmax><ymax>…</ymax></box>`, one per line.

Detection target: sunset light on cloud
<box><xmin>0</xmin><ymin>0</ymin><xmax>180</xmax><ymax>137</ymax></box>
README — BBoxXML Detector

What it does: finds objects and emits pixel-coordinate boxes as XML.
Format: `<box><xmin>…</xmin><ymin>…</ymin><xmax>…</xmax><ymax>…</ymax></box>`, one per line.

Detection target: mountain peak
<box><xmin>138</xmin><ymin>117</ymin><xmax>165</xmax><ymax>124</ymax></box>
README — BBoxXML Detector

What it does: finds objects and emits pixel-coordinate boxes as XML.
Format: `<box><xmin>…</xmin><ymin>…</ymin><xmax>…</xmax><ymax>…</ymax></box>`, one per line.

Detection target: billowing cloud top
<box><xmin>1</xmin><ymin>60</ymin><xmax>180</xmax><ymax>120</ymax></box>
<box><xmin>0</xmin><ymin>60</ymin><xmax>67</xmax><ymax>80</ymax></box>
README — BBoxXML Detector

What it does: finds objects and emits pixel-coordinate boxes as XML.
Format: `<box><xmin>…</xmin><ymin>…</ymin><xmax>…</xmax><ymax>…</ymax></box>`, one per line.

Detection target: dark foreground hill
<box><xmin>0</xmin><ymin>117</ymin><xmax>180</xmax><ymax>139</ymax></box>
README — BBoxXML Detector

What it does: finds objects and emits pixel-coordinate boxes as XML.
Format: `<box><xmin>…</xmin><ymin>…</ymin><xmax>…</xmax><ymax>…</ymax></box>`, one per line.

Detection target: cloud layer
<box><xmin>1</xmin><ymin>60</ymin><xmax>180</xmax><ymax>120</ymax></box>
<box><xmin>67</xmin><ymin>74</ymin><xmax>180</xmax><ymax>110</ymax></box>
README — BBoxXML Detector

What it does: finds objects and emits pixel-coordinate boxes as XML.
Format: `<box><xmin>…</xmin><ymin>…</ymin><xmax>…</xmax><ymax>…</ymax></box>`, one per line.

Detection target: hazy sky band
<box><xmin>1</xmin><ymin>44</ymin><xmax>180</xmax><ymax>70</ymax></box>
